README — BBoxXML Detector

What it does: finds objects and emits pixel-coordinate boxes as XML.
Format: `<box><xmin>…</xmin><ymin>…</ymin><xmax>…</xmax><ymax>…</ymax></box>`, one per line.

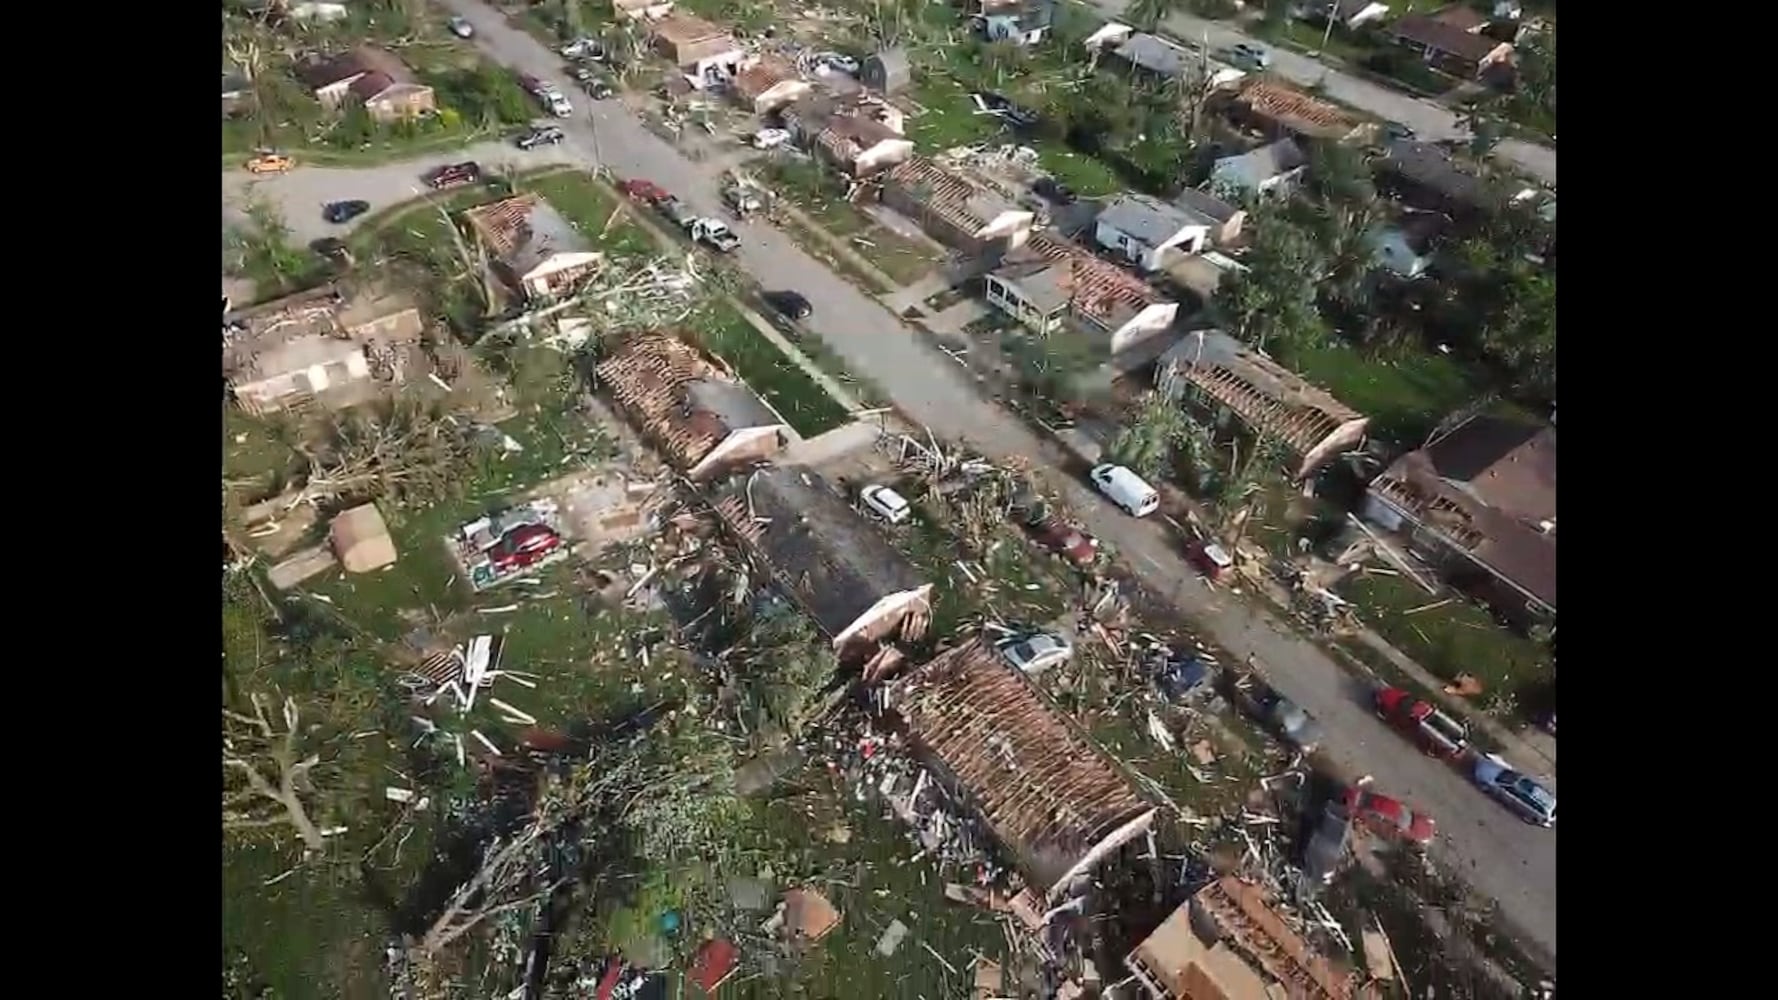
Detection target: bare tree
<box><xmin>222</xmin><ymin>693</ymin><xmax>328</xmax><ymax>855</ymax></box>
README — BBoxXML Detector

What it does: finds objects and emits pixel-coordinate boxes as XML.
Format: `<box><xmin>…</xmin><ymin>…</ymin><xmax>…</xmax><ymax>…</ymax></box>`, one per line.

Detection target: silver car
<box><xmin>1226</xmin><ymin>43</ymin><xmax>1271</xmax><ymax>71</ymax></box>
<box><xmin>1472</xmin><ymin>754</ymin><xmax>1557</xmax><ymax>827</ymax></box>
<box><xmin>447</xmin><ymin>16</ymin><xmax>474</xmax><ymax>39</ymax></box>
<box><xmin>996</xmin><ymin>633</ymin><xmax>1073</xmax><ymax>675</ymax></box>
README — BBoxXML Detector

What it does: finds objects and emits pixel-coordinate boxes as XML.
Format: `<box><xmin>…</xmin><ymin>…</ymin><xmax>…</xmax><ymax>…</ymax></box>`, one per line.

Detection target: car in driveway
<box><xmin>1089</xmin><ymin>464</ymin><xmax>1159</xmax><ymax>517</ymax></box>
<box><xmin>763</xmin><ymin>290</ymin><xmax>813</xmax><ymax>323</ymax></box>
<box><xmin>447</xmin><ymin>15</ymin><xmax>474</xmax><ymax>38</ymax></box>
<box><xmin>1472</xmin><ymin>754</ymin><xmax>1557</xmax><ymax>827</ymax></box>
<box><xmin>1225</xmin><ymin>43</ymin><xmax>1271</xmax><ymax>71</ymax></box>
<box><xmin>860</xmin><ymin>484</ymin><xmax>911</xmax><ymax>524</ymax></box>
<box><xmin>425</xmin><ymin>161</ymin><xmax>482</xmax><ymax>189</ymax></box>
<box><xmin>1345</xmin><ymin>787</ymin><xmax>1436</xmax><ymax>846</ymax></box>
<box><xmin>515</xmin><ymin>125</ymin><xmax>566</xmax><ymax>150</ymax></box>
<box><xmin>322</xmin><ymin>200</ymin><xmax>370</xmax><ymax>224</ymax></box>
<box><xmin>996</xmin><ymin>633</ymin><xmax>1073</xmax><ymax>675</ymax></box>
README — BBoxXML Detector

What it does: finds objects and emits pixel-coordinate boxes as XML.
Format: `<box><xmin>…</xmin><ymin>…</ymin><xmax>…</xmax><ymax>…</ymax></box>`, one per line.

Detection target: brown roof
<box><xmin>299</xmin><ymin>45</ymin><xmax>414</xmax><ymax>90</ymax></box>
<box><xmin>884</xmin><ymin>156</ymin><xmax>1024</xmax><ymax>235</ymax></box>
<box><xmin>1160</xmin><ymin>331</ymin><xmax>1364</xmax><ymax>459</ymax></box>
<box><xmin>1431</xmin><ymin>4</ymin><xmax>1490</xmax><ymax>31</ymax></box>
<box><xmin>817</xmin><ymin>113</ymin><xmax>903</xmax><ymax>162</ymax></box>
<box><xmin>733</xmin><ymin>55</ymin><xmax>799</xmax><ymax>101</ymax></box>
<box><xmin>1195</xmin><ymin>878</ymin><xmax>1353</xmax><ymax>1000</ymax></box>
<box><xmin>1392</xmin><ymin>14</ymin><xmax>1505</xmax><ymax>62</ymax></box>
<box><xmin>1371</xmin><ymin>416</ymin><xmax>1556</xmax><ymax>608</ymax></box>
<box><xmin>891</xmin><ymin>639</ymin><xmax>1153</xmax><ymax>891</ymax></box>
<box><xmin>462</xmin><ymin>193</ymin><xmax>594</xmax><ymax>277</ymax></box>
<box><xmin>1010</xmin><ymin>231</ymin><xmax>1164</xmax><ymax>328</ymax></box>
<box><xmin>651</xmin><ymin>11</ymin><xmax>728</xmax><ymax>47</ymax></box>
<box><xmin>595</xmin><ymin>333</ymin><xmax>782</xmax><ymax>472</ymax></box>
<box><xmin>1232</xmin><ymin>79</ymin><xmax>1363</xmax><ymax>140</ymax></box>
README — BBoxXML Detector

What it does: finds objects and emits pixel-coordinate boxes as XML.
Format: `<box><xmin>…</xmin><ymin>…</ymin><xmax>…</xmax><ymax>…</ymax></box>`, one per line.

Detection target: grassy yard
<box><xmin>754</xmin><ymin>158</ymin><xmax>942</xmax><ymax>288</ymax></box>
<box><xmin>526</xmin><ymin>169</ymin><xmax>660</xmax><ymax>259</ymax></box>
<box><xmin>1286</xmin><ymin>339</ymin><xmax>1479</xmax><ymax>445</ymax></box>
<box><xmin>906</xmin><ymin>74</ymin><xmax>1125</xmax><ymax>198</ymax></box>
<box><xmin>691</xmin><ymin>301</ymin><xmax>854</xmax><ymax>438</ymax></box>
<box><xmin>1338</xmin><ymin>570</ymin><xmax>1553</xmax><ymax>712</ymax></box>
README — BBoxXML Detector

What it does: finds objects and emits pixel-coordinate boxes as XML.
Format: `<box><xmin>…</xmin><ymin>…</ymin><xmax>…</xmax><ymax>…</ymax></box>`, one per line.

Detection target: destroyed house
<box><xmin>222</xmin><ymin>282</ymin><xmax>423</xmax><ymax>414</ymax></box>
<box><xmin>650</xmin><ymin>12</ymin><xmax>741</xmax><ymax>76</ymax></box>
<box><xmin>595</xmin><ymin>333</ymin><xmax>789</xmax><ymax>481</ymax></box>
<box><xmin>711</xmin><ymin>466</ymin><xmax>933</xmax><ymax>659</ymax></box>
<box><xmin>731</xmin><ymin>54</ymin><xmax>808</xmax><ymax>113</ymax></box>
<box><xmin>1372</xmin><ymin>140</ymin><xmax>1496</xmax><ymax>219</ymax></box>
<box><xmin>881</xmin><ymin>156</ymin><xmax>1035</xmax><ymax>257</ymax></box>
<box><xmin>890</xmin><ymin>639</ymin><xmax>1157</xmax><ymax>897</ymax></box>
<box><xmin>463</xmin><ymin>194</ymin><xmax>601</xmax><ymax>301</ymax></box>
<box><xmin>1361</xmin><ymin>415</ymin><xmax>1556</xmax><ymax>623</ymax></box>
<box><xmin>815</xmin><ymin>112</ymin><xmax>914</xmax><ymax>177</ymax></box>
<box><xmin>1225</xmin><ymin>79</ymin><xmax>1372</xmax><ymax>144</ymax></box>
<box><xmin>986</xmin><ymin>231</ymin><xmax>1179</xmax><ymax>353</ymax></box>
<box><xmin>1112</xmin><ymin>32</ymin><xmax>1192</xmax><ymax>80</ymax></box>
<box><xmin>1128</xmin><ymin>877</ymin><xmax>1353</xmax><ymax>1000</ymax></box>
<box><xmin>1158</xmin><ymin>330</ymin><xmax>1367</xmax><ymax>480</ymax></box>
<box><xmin>1390</xmin><ymin>8</ymin><xmax>1514</xmax><ymax>78</ymax></box>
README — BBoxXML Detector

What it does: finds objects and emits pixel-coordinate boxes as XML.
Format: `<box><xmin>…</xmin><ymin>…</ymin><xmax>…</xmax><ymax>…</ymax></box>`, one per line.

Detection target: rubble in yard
<box><xmin>1125</xmin><ymin>875</ymin><xmax>1356</xmax><ymax>1000</ymax></box>
<box><xmin>500</xmin><ymin>257</ymin><xmax>703</xmax><ymax>350</ymax></box>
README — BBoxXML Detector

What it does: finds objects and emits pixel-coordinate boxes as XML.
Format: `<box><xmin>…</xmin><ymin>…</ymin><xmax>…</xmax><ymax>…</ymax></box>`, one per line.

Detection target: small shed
<box><xmin>861</xmin><ymin>48</ymin><xmax>911</xmax><ymax>94</ymax></box>
<box><xmin>329</xmin><ymin>503</ymin><xmax>398</xmax><ymax>573</ymax></box>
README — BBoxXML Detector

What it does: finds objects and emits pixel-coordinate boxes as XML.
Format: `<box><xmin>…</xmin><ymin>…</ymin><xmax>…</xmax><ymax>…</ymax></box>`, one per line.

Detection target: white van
<box><xmin>1090</xmin><ymin>463</ymin><xmax>1160</xmax><ymax>517</ymax></box>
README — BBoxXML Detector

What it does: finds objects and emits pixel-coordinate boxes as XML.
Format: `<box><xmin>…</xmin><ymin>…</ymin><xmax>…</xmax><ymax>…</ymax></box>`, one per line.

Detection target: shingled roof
<box><xmin>891</xmin><ymin>638</ymin><xmax>1155</xmax><ymax>894</ymax></box>
<box><xmin>594</xmin><ymin>333</ymin><xmax>784</xmax><ymax>475</ymax></box>
<box><xmin>884</xmin><ymin>156</ymin><xmax>1023</xmax><ymax>234</ymax></box>
<box><xmin>461</xmin><ymin>194</ymin><xmax>594</xmax><ymax>279</ymax></box>
<box><xmin>1230</xmin><ymin>78</ymin><xmax>1366</xmax><ymax>140</ymax></box>
<box><xmin>998</xmin><ymin>231</ymin><xmax>1165</xmax><ymax>331</ymax></box>
<box><xmin>709</xmin><ymin>467</ymin><xmax>930</xmax><ymax>644</ymax></box>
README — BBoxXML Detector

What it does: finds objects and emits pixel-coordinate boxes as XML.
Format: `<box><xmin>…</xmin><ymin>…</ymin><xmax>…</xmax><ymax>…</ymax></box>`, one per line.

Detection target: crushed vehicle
<box><xmin>515</xmin><ymin>125</ymin><xmax>566</xmax><ymax>150</ymax></box>
<box><xmin>1301</xmin><ymin>791</ymin><xmax>1354</xmax><ymax>887</ymax></box>
<box><xmin>750</xmin><ymin>127</ymin><xmax>792</xmax><ymax>150</ymax></box>
<box><xmin>1029</xmin><ymin>518</ymin><xmax>1098</xmax><ymax>569</ymax></box>
<box><xmin>689</xmin><ymin>218</ymin><xmax>741</xmax><ymax>253</ymax></box>
<box><xmin>812</xmin><ymin>52</ymin><xmax>859</xmax><ymax>75</ymax></box>
<box><xmin>1031</xmin><ymin>175</ymin><xmax>1076</xmax><ymax>205</ymax></box>
<box><xmin>425</xmin><ymin>161</ymin><xmax>482</xmax><ymax>189</ymax></box>
<box><xmin>1374</xmin><ymin>685</ymin><xmax>1470</xmax><ymax>758</ymax></box>
<box><xmin>721</xmin><ymin>171</ymin><xmax>769</xmax><ymax>218</ymax></box>
<box><xmin>995</xmin><ymin>632</ymin><xmax>1073</xmax><ymax>675</ymax></box>
<box><xmin>310</xmin><ymin>237</ymin><xmax>353</xmax><ymax>268</ymax></box>
<box><xmin>1155</xmin><ymin>652</ymin><xmax>1213</xmax><ymax>702</ymax></box>
<box><xmin>971</xmin><ymin>91</ymin><xmax>1041</xmax><ymax>129</ymax></box>
<box><xmin>1472</xmin><ymin>754</ymin><xmax>1557</xmax><ymax>828</ymax></box>
<box><xmin>451</xmin><ymin>501</ymin><xmax>569</xmax><ymax>591</ymax></box>
<box><xmin>560</xmin><ymin>38</ymin><xmax>602</xmax><ymax>60</ymax></box>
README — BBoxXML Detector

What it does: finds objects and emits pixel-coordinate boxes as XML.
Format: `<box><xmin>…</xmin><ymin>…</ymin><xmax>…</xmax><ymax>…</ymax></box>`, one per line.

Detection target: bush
<box><xmin>431</xmin><ymin>65</ymin><xmax>534</xmax><ymax>128</ymax></box>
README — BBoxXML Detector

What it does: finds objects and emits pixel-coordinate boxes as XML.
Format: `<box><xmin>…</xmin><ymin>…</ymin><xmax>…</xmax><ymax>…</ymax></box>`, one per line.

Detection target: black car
<box><xmin>973</xmin><ymin>91</ymin><xmax>1041</xmax><ymax>129</ymax></box>
<box><xmin>515</xmin><ymin>126</ymin><xmax>566</xmax><ymax>150</ymax></box>
<box><xmin>1382</xmin><ymin>120</ymin><xmax>1417</xmax><ymax>142</ymax></box>
<box><xmin>763</xmin><ymin>290</ymin><xmax>813</xmax><ymax>322</ymax></box>
<box><xmin>322</xmin><ymin>200</ymin><xmax>370</xmax><ymax>224</ymax></box>
<box><xmin>1031</xmin><ymin>175</ymin><xmax>1076</xmax><ymax>205</ymax></box>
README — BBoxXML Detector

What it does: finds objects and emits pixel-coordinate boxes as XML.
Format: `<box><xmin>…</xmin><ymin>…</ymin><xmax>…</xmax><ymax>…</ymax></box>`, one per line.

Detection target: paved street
<box><xmin>226</xmin><ymin>0</ymin><xmax>1554</xmax><ymax>962</ymax></box>
<box><xmin>1081</xmin><ymin>0</ymin><xmax>1556</xmax><ymax>184</ymax></box>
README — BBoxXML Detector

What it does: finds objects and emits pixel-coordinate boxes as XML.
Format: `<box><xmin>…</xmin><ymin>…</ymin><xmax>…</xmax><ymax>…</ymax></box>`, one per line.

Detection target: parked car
<box><xmin>515</xmin><ymin>125</ymin><xmax>566</xmax><ymax>150</ymax></box>
<box><xmin>1185</xmin><ymin>538</ymin><xmax>1234</xmax><ymax>582</ymax></box>
<box><xmin>244</xmin><ymin>152</ymin><xmax>294</xmax><ymax>175</ymax></box>
<box><xmin>689</xmin><ymin>218</ymin><xmax>741</xmax><ymax>252</ymax></box>
<box><xmin>447</xmin><ymin>15</ymin><xmax>474</xmax><ymax>39</ymax></box>
<box><xmin>322</xmin><ymin>200</ymin><xmax>370</xmax><ymax>224</ymax></box>
<box><xmin>1301</xmin><ymin>793</ymin><xmax>1353</xmax><ymax>886</ymax></box>
<box><xmin>1374</xmin><ymin>686</ymin><xmax>1470</xmax><ymax>758</ymax></box>
<box><xmin>620</xmin><ymin>178</ymin><xmax>670</xmax><ymax>205</ymax></box>
<box><xmin>1382</xmin><ymin>120</ymin><xmax>1417</xmax><ymax>142</ymax></box>
<box><xmin>1472</xmin><ymin>754</ymin><xmax>1557</xmax><ymax>827</ymax></box>
<box><xmin>425</xmin><ymin>161</ymin><xmax>482</xmax><ymax>189</ymax></box>
<box><xmin>1225</xmin><ymin>43</ymin><xmax>1271</xmax><ymax>70</ymax></box>
<box><xmin>751</xmin><ymin>128</ymin><xmax>793</xmax><ymax>150</ymax></box>
<box><xmin>561</xmin><ymin>38</ymin><xmax>601</xmax><ymax>60</ymax></box>
<box><xmin>813</xmin><ymin>52</ymin><xmax>859</xmax><ymax>75</ymax></box>
<box><xmin>1089</xmin><ymin>464</ymin><xmax>1159</xmax><ymax>517</ymax></box>
<box><xmin>996</xmin><ymin>632</ymin><xmax>1073</xmax><ymax>675</ymax></box>
<box><xmin>860</xmin><ymin>484</ymin><xmax>911</xmax><ymax>524</ymax></box>
<box><xmin>764</xmin><ymin>290</ymin><xmax>813</xmax><ymax>322</ymax></box>
<box><xmin>1345</xmin><ymin>787</ymin><xmax>1436</xmax><ymax>846</ymax></box>
<box><xmin>1235</xmin><ymin>677</ymin><xmax>1324</xmax><ymax>753</ymax></box>
<box><xmin>1031</xmin><ymin>175</ymin><xmax>1076</xmax><ymax>205</ymax></box>
<box><xmin>1029</xmin><ymin>519</ymin><xmax>1098</xmax><ymax>569</ymax></box>
<box><xmin>657</xmin><ymin>196</ymin><xmax>698</xmax><ymax>230</ymax></box>
<box><xmin>489</xmin><ymin>524</ymin><xmax>563</xmax><ymax>574</ymax></box>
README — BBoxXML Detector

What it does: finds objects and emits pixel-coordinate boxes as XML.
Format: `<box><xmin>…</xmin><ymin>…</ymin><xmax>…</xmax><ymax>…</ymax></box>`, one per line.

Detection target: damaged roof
<box><xmin>709</xmin><ymin>466</ymin><xmax>928</xmax><ymax>641</ymax></box>
<box><xmin>462</xmin><ymin>193</ymin><xmax>595</xmax><ymax>279</ymax></box>
<box><xmin>1113</xmin><ymin>32</ymin><xmax>1191</xmax><ymax>78</ymax></box>
<box><xmin>1392</xmin><ymin>11</ymin><xmax>1507</xmax><ymax>62</ymax></box>
<box><xmin>1229</xmin><ymin>78</ymin><xmax>1365</xmax><ymax>140</ymax></box>
<box><xmin>595</xmin><ymin>333</ymin><xmax>784</xmax><ymax>473</ymax></box>
<box><xmin>891</xmin><ymin>639</ymin><xmax>1155</xmax><ymax>893</ymax></box>
<box><xmin>818</xmin><ymin>112</ymin><xmax>904</xmax><ymax>159</ymax></box>
<box><xmin>885</xmin><ymin>156</ymin><xmax>1025</xmax><ymax>234</ymax></box>
<box><xmin>1159</xmin><ymin>330</ymin><xmax>1364</xmax><ymax>459</ymax></box>
<box><xmin>1371</xmin><ymin>416</ymin><xmax>1556</xmax><ymax>609</ymax></box>
<box><xmin>1171</xmin><ymin>187</ymin><xmax>1242</xmax><ymax>227</ymax></box>
<box><xmin>732</xmin><ymin>54</ymin><xmax>801</xmax><ymax>101</ymax></box>
<box><xmin>1192</xmin><ymin>877</ymin><xmax>1353</xmax><ymax>1000</ymax></box>
<box><xmin>223</xmin><ymin>282</ymin><xmax>420</xmax><ymax>381</ymax></box>
<box><xmin>298</xmin><ymin>44</ymin><xmax>415</xmax><ymax>90</ymax></box>
<box><xmin>1099</xmin><ymin>193</ymin><xmax>1201</xmax><ymax>246</ymax></box>
<box><xmin>996</xmin><ymin>231</ymin><xmax>1166</xmax><ymax>331</ymax></box>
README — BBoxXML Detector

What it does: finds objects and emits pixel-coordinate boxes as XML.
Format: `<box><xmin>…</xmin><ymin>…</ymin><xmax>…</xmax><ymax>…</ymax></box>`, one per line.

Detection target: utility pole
<box><xmin>1319</xmin><ymin>2</ymin><xmax>1338</xmax><ymax>56</ymax></box>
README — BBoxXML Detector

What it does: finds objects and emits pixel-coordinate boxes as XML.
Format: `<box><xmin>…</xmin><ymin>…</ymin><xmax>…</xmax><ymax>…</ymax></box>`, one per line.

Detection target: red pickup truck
<box><xmin>1375</xmin><ymin>686</ymin><xmax>1470</xmax><ymax>759</ymax></box>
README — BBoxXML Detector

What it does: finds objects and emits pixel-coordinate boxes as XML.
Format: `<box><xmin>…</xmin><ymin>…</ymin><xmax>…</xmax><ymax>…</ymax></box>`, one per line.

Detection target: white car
<box><xmin>751</xmin><ymin>128</ymin><xmax>792</xmax><ymax>150</ymax></box>
<box><xmin>996</xmin><ymin>633</ymin><xmax>1073</xmax><ymax>675</ymax></box>
<box><xmin>561</xmin><ymin>38</ymin><xmax>599</xmax><ymax>59</ymax></box>
<box><xmin>860</xmin><ymin>484</ymin><xmax>911</xmax><ymax>525</ymax></box>
<box><xmin>447</xmin><ymin>16</ymin><xmax>474</xmax><ymax>39</ymax></box>
<box><xmin>814</xmin><ymin>52</ymin><xmax>860</xmax><ymax>75</ymax></box>
<box><xmin>1089</xmin><ymin>463</ymin><xmax>1159</xmax><ymax>517</ymax></box>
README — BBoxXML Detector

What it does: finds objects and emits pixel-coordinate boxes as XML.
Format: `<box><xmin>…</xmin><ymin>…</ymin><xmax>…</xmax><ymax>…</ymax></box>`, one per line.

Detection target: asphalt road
<box><xmin>1080</xmin><ymin>0</ymin><xmax>1556</xmax><ymax>185</ymax></box>
<box><xmin>229</xmin><ymin>0</ymin><xmax>1554</xmax><ymax>962</ymax></box>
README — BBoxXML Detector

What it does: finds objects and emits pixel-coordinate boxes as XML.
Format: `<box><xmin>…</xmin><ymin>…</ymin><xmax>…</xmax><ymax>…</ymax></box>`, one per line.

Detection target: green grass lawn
<box><xmin>1339</xmin><ymin>570</ymin><xmax>1553</xmax><ymax>711</ymax></box>
<box><xmin>526</xmin><ymin>169</ymin><xmax>659</xmax><ymax>259</ymax></box>
<box><xmin>1286</xmin><ymin>340</ymin><xmax>1479</xmax><ymax>445</ymax></box>
<box><xmin>754</xmin><ymin>158</ymin><xmax>941</xmax><ymax>287</ymax></box>
<box><xmin>906</xmin><ymin>75</ymin><xmax>1124</xmax><ymax>198</ymax></box>
<box><xmin>691</xmin><ymin>302</ymin><xmax>853</xmax><ymax>438</ymax></box>
<box><xmin>224</xmin><ymin>406</ymin><xmax>302</xmax><ymax>489</ymax></box>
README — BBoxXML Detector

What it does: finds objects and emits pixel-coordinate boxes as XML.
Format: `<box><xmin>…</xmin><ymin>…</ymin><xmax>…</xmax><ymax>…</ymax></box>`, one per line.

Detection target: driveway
<box><xmin>1081</xmin><ymin>0</ymin><xmax>1556</xmax><ymax>185</ymax></box>
<box><xmin>327</xmin><ymin>0</ymin><xmax>1556</xmax><ymax>962</ymax></box>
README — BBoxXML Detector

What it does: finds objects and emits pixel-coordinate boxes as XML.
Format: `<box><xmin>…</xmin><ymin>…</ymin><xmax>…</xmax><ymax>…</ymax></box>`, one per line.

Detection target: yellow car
<box><xmin>244</xmin><ymin>153</ymin><xmax>294</xmax><ymax>175</ymax></box>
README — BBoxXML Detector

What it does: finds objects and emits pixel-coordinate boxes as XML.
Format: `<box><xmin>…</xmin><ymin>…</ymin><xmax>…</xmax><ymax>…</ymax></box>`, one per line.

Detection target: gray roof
<box><xmin>992</xmin><ymin>258</ymin><xmax>1072</xmax><ymax>315</ymax></box>
<box><xmin>504</xmin><ymin>201</ymin><xmax>594</xmax><ymax>277</ymax></box>
<box><xmin>732</xmin><ymin>466</ymin><xmax>927</xmax><ymax>639</ymax></box>
<box><xmin>1375</xmin><ymin>140</ymin><xmax>1490</xmax><ymax>211</ymax></box>
<box><xmin>1217</xmin><ymin>138</ymin><xmax>1307</xmax><ymax>184</ymax></box>
<box><xmin>1172</xmin><ymin>187</ymin><xmax>1240</xmax><ymax>226</ymax></box>
<box><xmin>1113</xmin><ymin>33</ymin><xmax>1189</xmax><ymax>77</ymax></box>
<box><xmin>1098</xmin><ymin>193</ymin><xmax>1199</xmax><ymax>245</ymax></box>
<box><xmin>686</xmin><ymin>376</ymin><xmax>780</xmax><ymax>432</ymax></box>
